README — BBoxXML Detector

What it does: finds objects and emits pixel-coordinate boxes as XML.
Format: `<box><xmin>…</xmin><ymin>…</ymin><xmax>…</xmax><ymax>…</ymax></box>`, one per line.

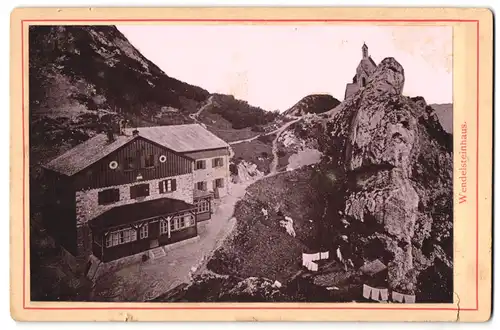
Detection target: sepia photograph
<box><xmin>27</xmin><ymin>23</ymin><xmax>455</xmax><ymax>304</ymax></box>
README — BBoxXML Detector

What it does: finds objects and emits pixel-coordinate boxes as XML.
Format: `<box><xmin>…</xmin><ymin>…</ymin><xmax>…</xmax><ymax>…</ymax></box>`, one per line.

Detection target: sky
<box><xmin>117</xmin><ymin>25</ymin><xmax>452</xmax><ymax>111</ymax></box>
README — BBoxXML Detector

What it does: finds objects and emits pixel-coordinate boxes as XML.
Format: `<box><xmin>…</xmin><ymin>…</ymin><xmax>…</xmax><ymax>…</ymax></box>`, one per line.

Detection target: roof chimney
<box><xmin>132</xmin><ymin>128</ymin><xmax>139</xmax><ymax>136</ymax></box>
<box><xmin>106</xmin><ymin>127</ymin><xmax>116</xmax><ymax>143</ymax></box>
<box><xmin>119</xmin><ymin>119</ymin><xmax>126</xmax><ymax>135</ymax></box>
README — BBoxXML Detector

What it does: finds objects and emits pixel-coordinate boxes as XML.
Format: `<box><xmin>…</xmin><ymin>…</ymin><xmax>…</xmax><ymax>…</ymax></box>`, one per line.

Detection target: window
<box><xmin>212</xmin><ymin>157</ymin><xmax>224</xmax><ymax>168</ymax></box>
<box><xmin>139</xmin><ymin>224</ymin><xmax>148</xmax><ymax>239</ymax></box>
<box><xmin>168</xmin><ymin>213</ymin><xmax>195</xmax><ymax>233</ymax></box>
<box><xmin>196</xmin><ymin>181</ymin><xmax>207</xmax><ymax>191</ymax></box>
<box><xmin>98</xmin><ymin>188</ymin><xmax>120</xmax><ymax>205</ymax></box>
<box><xmin>130</xmin><ymin>183</ymin><xmax>149</xmax><ymax>199</ymax></box>
<box><xmin>214</xmin><ymin>178</ymin><xmax>225</xmax><ymax>188</ymax></box>
<box><xmin>160</xmin><ymin>219</ymin><xmax>169</xmax><ymax>235</ymax></box>
<box><xmin>144</xmin><ymin>154</ymin><xmax>155</xmax><ymax>167</ymax></box>
<box><xmin>124</xmin><ymin>157</ymin><xmax>135</xmax><ymax>170</ymax></box>
<box><xmin>195</xmin><ymin>160</ymin><xmax>206</xmax><ymax>170</ymax></box>
<box><xmin>105</xmin><ymin>228</ymin><xmax>137</xmax><ymax>247</ymax></box>
<box><xmin>195</xmin><ymin>199</ymin><xmax>210</xmax><ymax>213</ymax></box>
<box><xmin>159</xmin><ymin>179</ymin><xmax>177</xmax><ymax>193</ymax></box>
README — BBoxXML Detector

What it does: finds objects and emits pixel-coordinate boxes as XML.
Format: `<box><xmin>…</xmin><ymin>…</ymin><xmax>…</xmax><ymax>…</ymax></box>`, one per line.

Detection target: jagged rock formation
<box><xmin>310</xmin><ymin>57</ymin><xmax>453</xmax><ymax>299</ymax></box>
<box><xmin>283</xmin><ymin>94</ymin><xmax>341</xmax><ymax>117</ymax></box>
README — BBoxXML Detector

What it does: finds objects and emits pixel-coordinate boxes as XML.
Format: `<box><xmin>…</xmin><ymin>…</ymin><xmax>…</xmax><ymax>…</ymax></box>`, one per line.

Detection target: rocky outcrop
<box><xmin>311</xmin><ymin>57</ymin><xmax>452</xmax><ymax>299</ymax></box>
<box><xmin>283</xmin><ymin>94</ymin><xmax>341</xmax><ymax>117</ymax></box>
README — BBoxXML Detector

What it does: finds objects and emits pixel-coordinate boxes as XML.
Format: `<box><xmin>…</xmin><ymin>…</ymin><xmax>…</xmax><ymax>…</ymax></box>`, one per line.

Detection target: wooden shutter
<box><xmin>159</xmin><ymin>181</ymin><xmax>165</xmax><ymax>194</ymax></box>
<box><xmin>130</xmin><ymin>185</ymin><xmax>137</xmax><ymax>199</ymax></box>
<box><xmin>212</xmin><ymin>159</ymin><xmax>216</xmax><ymax>168</ymax></box>
<box><xmin>172</xmin><ymin>179</ymin><xmax>177</xmax><ymax>191</ymax></box>
<box><xmin>220</xmin><ymin>158</ymin><xmax>224</xmax><ymax>166</ymax></box>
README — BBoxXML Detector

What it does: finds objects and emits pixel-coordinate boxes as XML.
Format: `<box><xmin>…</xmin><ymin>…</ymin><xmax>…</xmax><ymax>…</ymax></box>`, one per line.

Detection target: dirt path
<box><xmin>229</xmin><ymin>117</ymin><xmax>301</xmax><ymax>146</ymax></box>
<box><xmin>189</xmin><ymin>95</ymin><xmax>214</xmax><ymax>122</ymax></box>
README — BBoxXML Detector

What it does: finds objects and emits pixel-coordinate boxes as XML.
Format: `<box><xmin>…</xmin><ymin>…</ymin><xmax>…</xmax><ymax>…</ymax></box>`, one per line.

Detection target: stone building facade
<box><xmin>344</xmin><ymin>43</ymin><xmax>378</xmax><ymax>100</ymax></box>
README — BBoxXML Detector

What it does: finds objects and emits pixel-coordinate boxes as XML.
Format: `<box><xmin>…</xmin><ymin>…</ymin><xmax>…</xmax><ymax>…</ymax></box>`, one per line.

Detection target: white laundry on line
<box><xmin>392</xmin><ymin>291</ymin><xmax>404</xmax><ymax>303</ymax></box>
<box><xmin>370</xmin><ymin>287</ymin><xmax>380</xmax><ymax>301</ymax></box>
<box><xmin>363</xmin><ymin>284</ymin><xmax>371</xmax><ymax>299</ymax></box>
<box><xmin>380</xmin><ymin>288</ymin><xmax>389</xmax><ymax>301</ymax></box>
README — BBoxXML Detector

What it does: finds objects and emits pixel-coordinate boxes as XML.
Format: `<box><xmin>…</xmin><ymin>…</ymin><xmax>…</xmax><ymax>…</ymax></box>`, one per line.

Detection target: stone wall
<box><xmin>75</xmin><ymin>173</ymin><xmax>194</xmax><ymax>226</ymax></box>
<box><xmin>193</xmin><ymin>155</ymin><xmax>230</xmax><ymax>197</ymax></box>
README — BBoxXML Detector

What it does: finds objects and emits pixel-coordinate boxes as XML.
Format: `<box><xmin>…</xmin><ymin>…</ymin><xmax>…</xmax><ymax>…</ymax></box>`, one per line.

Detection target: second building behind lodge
<box><xmin>42</xmin><ymin>123</ymin><xmax>231</xmax><ymax>262</ymax></box>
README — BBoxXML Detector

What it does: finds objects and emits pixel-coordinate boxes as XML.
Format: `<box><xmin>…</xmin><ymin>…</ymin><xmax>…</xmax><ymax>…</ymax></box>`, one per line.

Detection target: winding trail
<box><xmin>229</xmin><ymin>116</ymin><xmax>301</xmax><ymax>146</ymax></box>
<box><xmin>189</xmin><ymin>95</ymin><xmax>214</xmax><ymax>122</ymax></box>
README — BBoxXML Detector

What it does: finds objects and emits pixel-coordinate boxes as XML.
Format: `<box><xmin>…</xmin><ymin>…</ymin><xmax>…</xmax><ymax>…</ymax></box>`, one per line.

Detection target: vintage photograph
<box><xmin>28</xmin><ymin>24</ymin><xmax>453</xmax><ymax>304</ymax></box>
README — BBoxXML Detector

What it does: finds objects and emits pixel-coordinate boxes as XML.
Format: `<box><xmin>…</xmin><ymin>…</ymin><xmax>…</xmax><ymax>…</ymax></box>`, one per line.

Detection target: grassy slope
<box><xmin>231</xmin><ymin>134</ymin><xmax>275</xmax><ymax>174</ymax></box>
<box><xmin>208</xmin><ymin>167</ymin><xmax>331</xmax><ymax>283</ymax></box>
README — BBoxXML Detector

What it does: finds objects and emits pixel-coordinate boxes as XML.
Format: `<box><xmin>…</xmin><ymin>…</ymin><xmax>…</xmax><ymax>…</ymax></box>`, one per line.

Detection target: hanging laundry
<box><xmin>311</xmin><ymin>253</ymin><xmax>321</xmax><ymax>261</ymax></box>
<box><xmin>336</xmin><ymin>248</ymin><xmax>343</xmax><ymax>262</ymax></box>
<box><xmin>320</xmin><ymin>251</ymin><xmax>329</xmax><ymax>260</ymax></box>
<box><xmin>403</xmin><ymin>294</ymin><xmax>416</xmax><ymax>303</ymax></box>
<box><xmin>392</xmin><ymin>291</ymin><xmax>404</xmax><ymax>303</ymax></box>
<box><xmin>363</xmin><ymin>284</ymin><xmax>371</xmax><ymax>299</ymax></box>
<box><xmin>310</xmin><ymin>261</ymin><xmax>318</xmax><ymax>272</ymax></box>
<box><xmin>302</xmin><ymin>253</ymin><xmax>312</xmax><ymax>263</ymax></box>
<box><xmin>370</xmin><ymin>287</ymin><xmax>380</xmax><ymax>301</ymax></box>
<box><xmin>380</xmin><ymin>288</ymin><xmax>389</xmax><ymax>301</ymax></box>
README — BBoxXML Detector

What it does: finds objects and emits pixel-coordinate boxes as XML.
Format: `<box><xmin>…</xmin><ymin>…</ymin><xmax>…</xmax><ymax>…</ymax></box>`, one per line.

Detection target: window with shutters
<box><xmin>130</xmin><ymin>183</ymin><xmax>149</xmax><ymax>199</ymax></box>
<box><xmin>159</xmin><ymin>179</ymin><xmax>176</xmax><ymax>193</ymax></box>
<box><xmin>214</xmin><ymin>178</ymin><xmax>225</xmax><ymax>188</ymax></box>
<box><xmin>195</xmin><ymin>160</ymin><xmax>206</xmax><ymax>170</ymax></box>
<box><xmin>98</xmin><ymin>188</ymin><xmax>120</xmax><ymax>205</ymax></box>
<box><xmin>144</xmin><ymin>154</ymin><xmax>155</xmax><ymax>167</ymax></box>
<box><xmin>196</xmin><ymin>181</ymin><xmax>207</xmax><ymax>191</ymax></box>
<box><xmin>212</xmin><ymin>157</ymin><xmax>224</xmax><ymax>168</ymax></box>
<box><xmin>105</xmin><ymin>228</ymin><xmax>137</xmax><ymax>247</ymax></box>
<box><xmin>139</xmin><ymin>224</ymin><xmax>148</xmax><ymax>239</ymax></box>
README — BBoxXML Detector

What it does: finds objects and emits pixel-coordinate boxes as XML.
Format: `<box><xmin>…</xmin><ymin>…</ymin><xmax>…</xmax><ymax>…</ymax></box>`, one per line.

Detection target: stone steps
<box><xmin>149</xmin><ymin>247</ymin><xmax>167</xmax><ymax>260</ymax></box>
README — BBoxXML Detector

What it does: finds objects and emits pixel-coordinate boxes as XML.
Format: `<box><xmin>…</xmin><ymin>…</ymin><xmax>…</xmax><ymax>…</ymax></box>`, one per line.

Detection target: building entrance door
<box><xmin>150</xmin><ymin>239</ymin><xmax>159</xmax><ymax>249</ymax></box>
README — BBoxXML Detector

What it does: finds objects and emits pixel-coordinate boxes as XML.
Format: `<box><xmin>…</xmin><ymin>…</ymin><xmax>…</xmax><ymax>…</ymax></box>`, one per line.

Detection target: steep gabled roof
<box><xmin>44</xmin><ymin>133</ymin><xmax>136</xmax><ymax>176</ymax></box>
<box><xmin>43</xmin><ymin>124</ymin><xmax>229</xmax><ymax>176</ymax></box>
<box><xmin>368</xmin><ymin>56</ymin><xmax>377</xmax><ymax>68</ymax></box>
<box><xmin>125</xmin><ymin>124</ymin><xmax>229</xmax><ymax>153</ymax></box>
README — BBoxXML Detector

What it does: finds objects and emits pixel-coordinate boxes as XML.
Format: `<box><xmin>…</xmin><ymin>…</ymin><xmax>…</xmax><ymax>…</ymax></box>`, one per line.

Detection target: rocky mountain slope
<box><xmin>172</xmin><ymin>57</ymin><xmax>453</xmax><ymax>303</ymax></box>
<box><xmin>430</xmin><ymin>103</ymin><xmax>453</xmax><ymax>134</ymax></box>
<box><xmin>29</xmin><ymin>25</ymin><xmax>210</xmax><ymax>168</ymax></box>
<box><xmin>283</xmin><ymin>94</ymin><xmax>341</xmax><ymax>117</ymax></box>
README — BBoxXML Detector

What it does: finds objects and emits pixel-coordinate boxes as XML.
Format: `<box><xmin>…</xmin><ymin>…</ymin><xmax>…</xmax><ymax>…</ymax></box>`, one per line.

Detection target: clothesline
<box><xmin>363</xmin><ymin>284</ymin><xmax>416</xmax><ymax>303</ymax></box>
<box><xmin>302</xmin><ymin>251</ymin><xmax>330</xmax><ymax>272</ymax></box>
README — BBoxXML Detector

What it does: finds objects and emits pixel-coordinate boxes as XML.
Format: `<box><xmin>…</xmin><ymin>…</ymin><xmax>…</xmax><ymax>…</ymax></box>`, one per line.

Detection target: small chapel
<box><xmin>343</xmin><ymin>43</ymin><xmax>378</xmax><ymax>100</ymax></box>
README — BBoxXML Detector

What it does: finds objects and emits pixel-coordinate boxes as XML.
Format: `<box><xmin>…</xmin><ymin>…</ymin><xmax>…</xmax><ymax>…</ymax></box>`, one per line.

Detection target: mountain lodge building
<box><xmin>42</xmin><ymin>124</ymin><xmax>231</xmax><ymax>262</ymax></box>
